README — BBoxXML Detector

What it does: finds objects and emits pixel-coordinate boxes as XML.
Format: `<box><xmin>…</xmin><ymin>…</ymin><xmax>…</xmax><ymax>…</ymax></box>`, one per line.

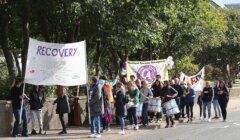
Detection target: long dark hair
<box><xmin>219</xmin><ymin>80</ymin><xmax>227</xmax><ymax>90</ymax></box>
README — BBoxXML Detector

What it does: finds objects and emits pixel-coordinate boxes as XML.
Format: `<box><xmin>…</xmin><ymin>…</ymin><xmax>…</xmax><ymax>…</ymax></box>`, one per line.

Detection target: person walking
<box><xmin>53</xmin><ymin>86</ymin><xmax>70</xmax><ymax>135</ymax></box>
<box><xmin>213</xmin><ymin>81</ymin><xmax>222</xmax><ymax>119</ymax></box>
<box><xmin>162</xmin><ymin>81</ymin><xmax>178</xmax><ymax>128</ymax></box>
<box><xmin>201</xmin><ymin>81</ymin><xmax>214</xmax><ymax>122</ymax></box>
<box><xmin>10</xmin><ymin>79</ymin><xmax>29</xmax><ymax>137</ymax></box>
<box><xmin>185</xmin><ymin>83</ymin><xmax>196</xmax><ymax>123</ymax></box>
<box><xmin>197</xmin><ymin>94</ymin><xmax>203</xmax><ymax>120</ymax></box>
<box><xmin>217</xmin><ymin>81</ymin><xmax>229</xmax><ymax>122</ymax></box>
<box><xmin>126</xmin><ymin>81</ymin><xmax>140</xmax><ymax>130</ymax></box>
<box><xmin>115</xmin><ymin>82</ymin><xmax>128</xmax><ymax>135</ymax></box>
<box><xmin>140</xmin><ymin>80</ymin><xmax>153</xmax><ymax>127</ymax></box>
<box><xmin>150</xmin><ymin>80</ymin><xmax>163</xmax><ymax>123</ymax></box>
<box><xmin>29</xmin><ymin>85</ymin><xmax>46</xmax><ymax>135</ymax></box>
<box><xmin>88</xmin><ymin>77</ymin><xmax>103</xmax><ymax>138</ymax></box>
<box><xmin>172</xmin><ymin>78</ymin><xmax>184</xmax><ymax>120</ymax></box>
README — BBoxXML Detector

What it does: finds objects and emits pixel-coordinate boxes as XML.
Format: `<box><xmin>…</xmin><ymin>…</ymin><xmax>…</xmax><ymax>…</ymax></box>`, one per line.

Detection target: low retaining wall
<box><xmin>0</xmin><ymin>97</ymin><xmax>87</xmax><ymax>136</ymax></box>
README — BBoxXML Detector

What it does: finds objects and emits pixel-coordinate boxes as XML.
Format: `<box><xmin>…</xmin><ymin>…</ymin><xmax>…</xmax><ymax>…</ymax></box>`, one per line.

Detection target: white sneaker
<box><xmin>94</xmin><ymin>134</ymin><xmax>101</xmax><ymax>138</ymax></box>
<box><xmin>107</xmin><ymin>128</ymin><xmax>111</xmax><ymax>132</ymax></box>
<box><xmin>119</xmin><ymin>130</ymin><xmax>125</xmax><ymax>135</ymax></box>
<box><xmin>127</xmin><ymin>125</ymin><xmax>134</xmax><ymax>130</ymax></box>
<box><xmin>88</xmin><ymin>134</ymin><xmax>95</xmax><ymax>138</ymax></box>
<box><xmin>134</xmin><ymin>125</ymin><xmax>139</xmax><ymax>130</ymax></box>
<box><xmin>208</xmin><ymin>118</ymin><xmax>211</xmax><ymax>122</ymax></box>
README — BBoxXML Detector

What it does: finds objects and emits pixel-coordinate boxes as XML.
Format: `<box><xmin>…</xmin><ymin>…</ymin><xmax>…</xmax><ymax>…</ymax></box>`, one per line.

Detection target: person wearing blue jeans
<box><xmin>12</xmin><ymin>108</ymin><xmax>28</xmax><ymax>137</ymax></box>
<box><xmin>202</xmin><ymin>101</ymin><xmax>211</xmax><ymax>120</ymax></box>
<box><xmin>141</xmin><ymin>103</ymin><xmax>149</xmax><ymax>126</ymax></box>
<box><xmin>140</xmin><ymin>80</ymin><xmax>153</xmax><ymax>126</ymax></box>
<box><xmin>10</xmin><ymin>79</ymin><xmax>29</xmax><ymax>137</ymax></box>
<box><xmin>89</xmin><ymin>77</ymin><xmax>103</xmax><ymax>138</ymax></box>
<box><xmin>90</xmin><ymin>116</ymin><xmax>100</xmax><ymax>134</ymax></box>
<box><xmin>213</xmin><ymin>82</ymin><xmax>221</xmax><ymax>119</ymax></box>
<box><xmin>202</xmin><ymin>81</ymin><xmax>213</xmax><ymax>122</ymax></box>
<box><xmin>114</xmin><ymin>82</ymin><xmax>127</xmax><ymax>135</ymax></box>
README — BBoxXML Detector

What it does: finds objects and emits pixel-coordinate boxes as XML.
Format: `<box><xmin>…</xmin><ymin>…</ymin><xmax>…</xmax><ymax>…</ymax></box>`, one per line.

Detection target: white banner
<box><xmin>25</xmin><ymin>38</ymin><xmax>88</xmax><ymax>86</ymax></box>
<box><xmin>180</xmin><ymin>67</ymin><xmax>205</xmax><ymax>91</ymax></box>
<box><xmin>127</xmin><ymin>60</ymin><xmax>168</xmax><ymax>84</ymax></box>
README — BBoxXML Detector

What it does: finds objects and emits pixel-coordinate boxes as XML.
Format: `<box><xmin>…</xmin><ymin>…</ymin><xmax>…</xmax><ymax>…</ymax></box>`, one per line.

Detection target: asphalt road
<box><xmin>127</xmin><ymin>111</ymin><xmax>240</xmax><ymax>140</ymax></box>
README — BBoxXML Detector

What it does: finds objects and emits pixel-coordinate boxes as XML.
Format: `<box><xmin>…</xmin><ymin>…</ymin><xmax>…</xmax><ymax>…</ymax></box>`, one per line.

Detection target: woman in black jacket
<box><xmin>53</xmin><ymin>86</ymin><xmax>70</xmax><ymax>135</ymax></box>
<box><xmin>218</xmin><ymin>81</ymin><xmax>229</xmax><ymax>122</ymax></box>
<box><xmin>115</xmin><ymin>82</ymin><xmax>127</xmax><ymax>135</ymax></box>
<box><xmin>150</xmin><ymin>80</ymin><xmax>163</xmax><ymax>123</ymax></box>
<box><xmin>29</xmin><ymin>85</ymin><xmax>46</xmax><ymax>135</ymax></box>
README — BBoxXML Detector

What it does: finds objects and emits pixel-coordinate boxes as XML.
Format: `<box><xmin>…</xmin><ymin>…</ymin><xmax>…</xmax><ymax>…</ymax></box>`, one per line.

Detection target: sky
<box><xmin>217</xmin><ymin>0</ymin><xmax>240</xmax><ymax>4</ymax></box>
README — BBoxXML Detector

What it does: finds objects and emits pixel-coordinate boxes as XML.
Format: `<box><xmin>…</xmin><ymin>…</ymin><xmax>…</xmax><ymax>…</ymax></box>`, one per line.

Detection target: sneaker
<box><xmin>208</xmin><ymin>118</ymin><xmax>211</xmax><ymax>122</ymax></box>
<box><xmin>22</xmin><ymin>134</ymin><xmax>29</xmax><ymax>137</ymax></box>
<box><xmin>39</xmin><ymin>129</ymin><xmax>46</xmax><ymax>135</ymax></box>
<box><xmin>94</xmin><ymin>134</ymin><xmax>101</xmax><ymax>138</ymax></box>
<box><xmin>127</xmin><ymin>125</ymin><xmax>134</xmax><ymax>130</ymax></box>
<box><xmin>171</xmin><ymin>123</ymin><xmax>176</xmax><ymax>128</ymax></box>
<box><xmin>31</xmin><ymin>129</ymin><xmax>37</xmax><ymax>135</ymax></box>
<box><xmin>165</xmin><ymin>125</ymin><xmax>169</xmax><ymax>128</ymax></box>
<box><xmin>119</xmin><ymin>130</ymin><xmax>125</xmax><ymax>135</ymax></box>
<box><xmin>134</xmin><ymin>125</ymin><xmax>139</xmax><ymax>130</ymax></box>
<box><xmin>88</xmin><ymin>134</ymin><xmax>95</xmax><ymax>138</ymax></box>
<box><xmin>107</xmin><ymin>128</ymin><xmax>111</xmax><ymax>132</ymax></box>
<box><xmin>223</xmin><ymin>120</ymin><xmax>227</xmax><ymax>122</ymax></box>
<box><xmin>58</xmin><ymin>131</ymin><xmax>67</xmax><ymax>135</ymax></box>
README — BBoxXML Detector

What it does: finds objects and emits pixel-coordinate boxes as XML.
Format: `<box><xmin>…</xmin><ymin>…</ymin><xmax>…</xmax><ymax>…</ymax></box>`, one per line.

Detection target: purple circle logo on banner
<box><xmin>137</xmin><ymin>65</ymin><xmax>157</xmax><ymax>83</ymax></box>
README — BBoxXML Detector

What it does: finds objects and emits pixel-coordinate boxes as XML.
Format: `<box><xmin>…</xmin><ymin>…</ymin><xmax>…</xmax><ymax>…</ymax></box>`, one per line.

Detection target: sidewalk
<box><xmin>1</xmin><ymin>97</ymin><xmax>240</xmax><ymax>140</ymax></box>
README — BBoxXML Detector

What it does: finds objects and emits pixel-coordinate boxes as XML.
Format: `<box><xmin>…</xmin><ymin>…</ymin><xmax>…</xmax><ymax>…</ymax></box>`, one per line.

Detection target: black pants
<box><xmin>59</xmin><ymin>113</ymin><xmax>67</xmax><ymax>132</ymax></box>
<box><xmin>186</xmin><ymin>102</ymin><xmax>194</xmax><ymax>119</ymax></box>
<box><xmin>180</xmin><ymin>98</ymin><xmax>186</xmax><ymax>118</ymax></box>
<box><xmin>219</xmin><ymin>101</ymin><xmax>227</xmax><ymax>120</ymax></box>
<box><xmin>149</xmin><ymin>112</ymin><xmax>162</xmax><ymax>120</ymax></box>
<box><xmin>199</xmin><ymin>104</ymin><xmax>202</xmax><ymax>117</ymax></box>
<box><xmin>128</xmin><ymin>107</ymin><xmax>137</xmax><ymax>125</ymax></box>
<box><xmin>166</xmin><ymin>116</ymin><xmax>174</xmax><ymax>125</ymax></box>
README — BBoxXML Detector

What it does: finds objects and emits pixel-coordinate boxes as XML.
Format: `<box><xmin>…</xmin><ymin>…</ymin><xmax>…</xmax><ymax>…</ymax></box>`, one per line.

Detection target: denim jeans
<box><xmin>117</xmin><ymin>116</ymin><xmax>125</xmax><ymax>131</ymax></box>
<box><xmin>202</xmin><ymin>101</ymin><xmax>211</xmax><ymax>119</ymax></box>
<box><xmin>12</xmin><ymin>108</ymin><xmax>28</xmax><ymax>136</ymax></box>
<box><xmin>141</xmin><ymin>103</ymin><xmax>149</xmax><ymax>125</ymax></box>
<box><xmin>212</xmin><ymin>99</ymin><xmax>221</xmax><ymax>117</ymax></box>
<box><xmin>90</xmin><ymin>116</ymin><xmax>100</xmax><ymax>134</ymax></box>
<box><xmin>128</xmin><ymin>107</ymin><xmax>137</xmax><ymax>125</ymax></box>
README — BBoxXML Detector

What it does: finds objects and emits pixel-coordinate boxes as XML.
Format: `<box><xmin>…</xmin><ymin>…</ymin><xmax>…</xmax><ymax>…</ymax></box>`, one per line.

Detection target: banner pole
<box><xmin>77</xmin><ymin>85</ymin><xmax>80</xmax><ymax>97</ymax></box>
<box><xmin>19</xmin><ymin>82</ymin><xmax>26</xmax><ymax>125</ymax></box>
<box><xmin>86</xmin><ymin>86</ymin><xmax>91</xmax><ymax>125</ymax></box>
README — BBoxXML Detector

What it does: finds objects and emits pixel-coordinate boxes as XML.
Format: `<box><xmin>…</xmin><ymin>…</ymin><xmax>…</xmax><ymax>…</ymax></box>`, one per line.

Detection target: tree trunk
<box><xmin>21</xmin><ymin>0</ymin><xmax>30</xmax><ymax>77</ymax></box>
<box><xmin>0</xmin><ymin>8</ymin><xmax>18</xmax><ymax>78</ymax></box>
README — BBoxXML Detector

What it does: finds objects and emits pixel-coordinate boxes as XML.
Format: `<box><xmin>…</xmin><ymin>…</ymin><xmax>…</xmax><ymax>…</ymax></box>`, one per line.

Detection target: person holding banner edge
<box><xmin>10</xmin><ymin>79</ymin><xmax>29</xmax><ymax>137</ymax></box>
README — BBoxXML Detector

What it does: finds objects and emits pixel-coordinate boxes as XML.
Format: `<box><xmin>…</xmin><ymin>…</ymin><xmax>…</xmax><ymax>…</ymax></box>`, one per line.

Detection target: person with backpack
<box><xmin>29</xmin><ymin>85</ymin><xmax>46</xmax><ymax>135</ymax></box>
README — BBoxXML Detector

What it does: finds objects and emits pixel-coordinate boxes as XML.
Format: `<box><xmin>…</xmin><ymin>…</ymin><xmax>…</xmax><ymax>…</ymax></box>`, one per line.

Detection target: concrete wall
<box><xmin>0</xmin><ymin>97</ymin><xmax>87</xmax><ymax>136</ymax></box>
